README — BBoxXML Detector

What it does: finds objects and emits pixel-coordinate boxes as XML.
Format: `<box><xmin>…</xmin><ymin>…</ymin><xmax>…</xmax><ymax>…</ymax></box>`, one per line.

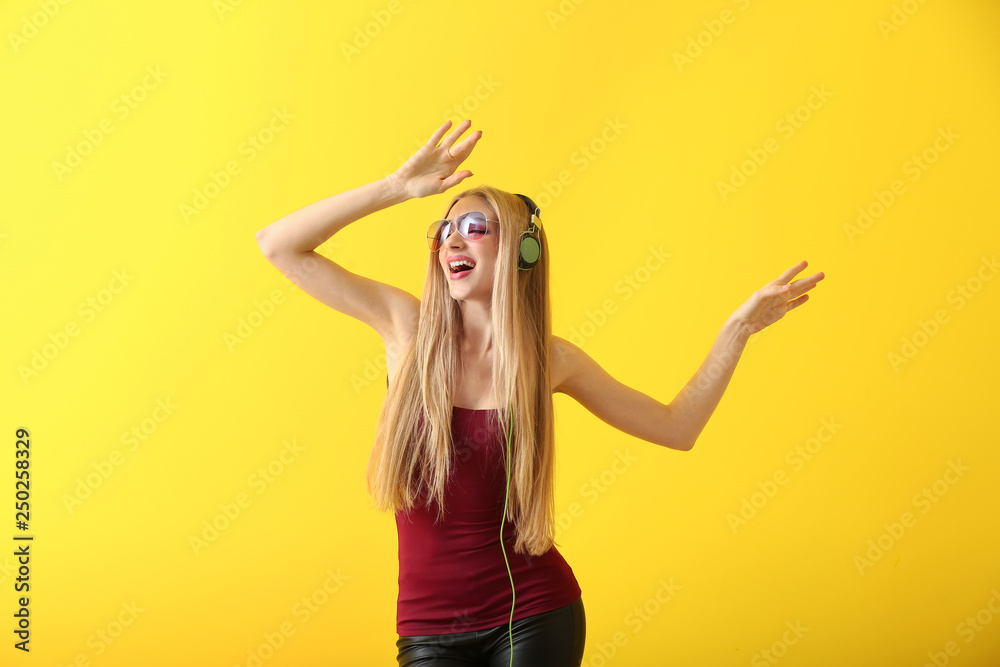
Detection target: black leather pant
<box><xmin>396</xmin><ymin>596</ymin><xmax>586</xmax><ymax>666</ymax></box>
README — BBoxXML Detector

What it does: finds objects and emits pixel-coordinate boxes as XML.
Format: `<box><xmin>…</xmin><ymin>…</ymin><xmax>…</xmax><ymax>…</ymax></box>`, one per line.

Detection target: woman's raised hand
<box><xmin>390</xmin><ymin>120</ymin><xmax>482</xmax><ymax>199</ymax></box>
<box><xmin>728</xmin><ymin>261</ymin><xmax>826</xmax><ymax>336</ymax></box>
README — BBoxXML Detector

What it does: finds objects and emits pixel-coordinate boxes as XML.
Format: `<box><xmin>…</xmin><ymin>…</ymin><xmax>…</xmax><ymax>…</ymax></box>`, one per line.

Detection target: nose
<box><xmin>444</xmin><ymin>223</ymin><xmax>465</xmax><ymax>247</ymax></box>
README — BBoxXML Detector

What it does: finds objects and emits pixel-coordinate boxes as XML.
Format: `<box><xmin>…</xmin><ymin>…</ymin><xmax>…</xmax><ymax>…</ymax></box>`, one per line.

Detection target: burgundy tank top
<box><xmin>393</xmin><ymin>402</ymin><xmax>582</xmax><ymax>636</ymax></box>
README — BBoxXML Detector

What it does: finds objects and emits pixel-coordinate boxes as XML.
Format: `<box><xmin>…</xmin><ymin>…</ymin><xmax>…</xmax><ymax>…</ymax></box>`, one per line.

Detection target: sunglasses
<box><xmin>426</xmin><ymin>211</ymin><xmax>498</xmax><ymax>251</ymax></box>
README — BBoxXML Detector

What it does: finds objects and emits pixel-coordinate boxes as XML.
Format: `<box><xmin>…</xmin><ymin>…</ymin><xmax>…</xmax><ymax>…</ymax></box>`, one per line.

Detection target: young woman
<box><xmin>255</xmin><ymin>120</ymin><xmax>825</xmax><ymax>666</ymax></box>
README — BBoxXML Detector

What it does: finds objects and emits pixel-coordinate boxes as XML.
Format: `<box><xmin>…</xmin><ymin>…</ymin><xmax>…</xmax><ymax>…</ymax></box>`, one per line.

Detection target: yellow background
<box><xmin>3</xmin><ymin>0</ymin><xmax>999</xmax><ymax>665</ymax></box>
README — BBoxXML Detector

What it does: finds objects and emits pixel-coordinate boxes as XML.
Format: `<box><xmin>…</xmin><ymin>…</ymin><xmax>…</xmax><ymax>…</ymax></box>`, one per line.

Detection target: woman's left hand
<box><xmin>729</xmin><ymin>261</ymin><xmax>826</xmax><ymax>336</ymax></box>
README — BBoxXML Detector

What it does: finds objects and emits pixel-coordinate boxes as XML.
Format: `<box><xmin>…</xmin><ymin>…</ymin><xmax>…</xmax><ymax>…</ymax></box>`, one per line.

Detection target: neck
<box><xmin>458</xmin><ymin>298</ymin><xmax>493</xmax><ymax>356</ymax></box>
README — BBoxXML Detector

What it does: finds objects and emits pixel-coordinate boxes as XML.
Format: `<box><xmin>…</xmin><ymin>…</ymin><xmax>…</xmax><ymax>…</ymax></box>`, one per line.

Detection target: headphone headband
<box><xmin>515</xmin><ymin>193</ymin><xmax>540</xmax><ymax>221</ymax></box>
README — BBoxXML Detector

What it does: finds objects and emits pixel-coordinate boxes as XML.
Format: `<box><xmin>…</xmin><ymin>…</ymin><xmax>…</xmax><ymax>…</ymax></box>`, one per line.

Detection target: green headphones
<box><xmin>513</xmin><ymin>193</ymin><xmax>542</xmax><ymax>271</ymax></box>
<box><xmin>500</xmin><ymin>193</ymin><xmax>541</xmax><ymax>665</ymax></box>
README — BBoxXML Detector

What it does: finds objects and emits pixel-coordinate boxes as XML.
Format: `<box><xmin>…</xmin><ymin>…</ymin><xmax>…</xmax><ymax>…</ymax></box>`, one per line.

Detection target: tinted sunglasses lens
<box><xmin>462</xmin><ymin>212</ymin><xmax>488</xmax><ymax>239</ymax></box>
<box><xmin>427</xmin><ymin>212</ymin><xmax>489</xmax><ymax>250</ymax></box>
<box><xmin>428</xmin><ymin>220</ymin><xmax>448</xmax><ymax>250</ymax></box>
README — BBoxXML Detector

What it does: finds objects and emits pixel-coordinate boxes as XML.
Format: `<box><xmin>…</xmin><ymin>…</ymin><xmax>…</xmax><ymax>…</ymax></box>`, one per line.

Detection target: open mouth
<box><xmin>449</xmin><ymin>259</ymin><xmax>476</xmax><ymax>278</ymax></box>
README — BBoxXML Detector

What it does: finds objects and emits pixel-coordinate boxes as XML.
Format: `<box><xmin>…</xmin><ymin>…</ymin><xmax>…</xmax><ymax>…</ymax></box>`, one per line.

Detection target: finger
<box><xmin>440</xmin><ymin>120</ymin><xmax>472</xmax><ymax>153</ymax></box>
<box><xmin>427</xmin><ymin>120</ymin><xmax>453</xmax><ymax>148</ymax></box>
<box><xmin>449</xmin><ymin>130</ymin><xmax>482</xmax><ymax>161</ymax></box>
<box><xmin>440</xmin><ymin>170</ymin><xmax>473</xmax><ymax>190</ymax></box>
<box><xmin>786</xmin><ymin>271</ymin><xmax>826</xmax><ymax>298</ymax></box>
<box><xmin>787</xmin><ymin>294</ymin><xmax>809</xmax><ymax>310</ymax></box>
<box><xmin>768</xmin><ymin>260</ymin><xmax>808</xmax><ymax>287</ymax></box>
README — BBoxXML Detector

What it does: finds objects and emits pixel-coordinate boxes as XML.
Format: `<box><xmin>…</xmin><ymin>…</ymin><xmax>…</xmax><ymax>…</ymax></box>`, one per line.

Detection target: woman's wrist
<box><xmin>721</xmin><ymin>315</ymin><xmax>752</xmax><ymax>348</ymax></box>
<box><xmin>382</xmin><ymin>172</ymin><xmax>413</xmax><ymax>204</ymax></box>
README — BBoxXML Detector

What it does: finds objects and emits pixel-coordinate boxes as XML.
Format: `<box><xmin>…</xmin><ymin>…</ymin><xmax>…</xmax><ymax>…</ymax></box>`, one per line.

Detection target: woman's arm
<box><xmin>254</xmin><ymin>120</ymin><xmax>481</xmax><ymax>343</ymax></box>
<box><xmin>555</xmin><ymin>261</ymin><xmax>825</xmax><ymax>451</ymax></box>
<box><xmin>255</xmin><ymin>176</ymin><xmax>408</xmax><ymax>255</ymax></box>
<box><xmin>255</xmin><ymin>176</ymin><xmax>420</xmax><ymax>343</ymax></box>
<box><xmin>255</xmin><ymin>119</ymin><xmax>481</xmax><ymax>254</ymax></box>
<box><xmin>659</xmin><ymin>317</ymin><xmax>750</xmax><ymax>450</ymax></box>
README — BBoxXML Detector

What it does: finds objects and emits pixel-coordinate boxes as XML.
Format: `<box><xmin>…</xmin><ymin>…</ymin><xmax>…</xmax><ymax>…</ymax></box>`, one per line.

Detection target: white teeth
<box><xmin>449</xmin><ymin>259</ymin><xmax>475</xmax><ymax>271</ymax></box>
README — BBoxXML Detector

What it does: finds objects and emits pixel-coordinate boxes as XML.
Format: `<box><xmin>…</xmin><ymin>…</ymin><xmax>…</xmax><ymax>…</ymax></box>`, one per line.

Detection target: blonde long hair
<box><xmin>366</xmin><ymin>185</ymin><xmax>557</xmax><ymax>557</ymax></box>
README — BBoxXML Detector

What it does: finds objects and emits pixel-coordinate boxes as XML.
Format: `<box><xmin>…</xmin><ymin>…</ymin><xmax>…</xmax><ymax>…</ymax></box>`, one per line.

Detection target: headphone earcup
<box><xmin>517</xmin><ymin>233</ymin><xmax>540</xmax><ymax>270</ymax></box>
<box><xmin>514</xmin><ymin>194</ymin><xmax>542</xmax><ymax>271</ymax></box>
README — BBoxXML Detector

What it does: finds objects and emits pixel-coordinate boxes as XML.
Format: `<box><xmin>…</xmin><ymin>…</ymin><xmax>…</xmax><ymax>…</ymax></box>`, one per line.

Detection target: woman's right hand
<box><xmin>389</xmin><ymin>120</ymin><xmax>482</xmax><ymax>199</ymax></box>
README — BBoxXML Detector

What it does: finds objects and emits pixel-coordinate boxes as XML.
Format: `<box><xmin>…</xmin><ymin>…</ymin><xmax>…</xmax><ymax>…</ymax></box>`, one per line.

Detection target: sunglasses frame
<box><xmin>427</xmin><ymin>210</ymin><xmax>499</xmax><ymax>251</ymax></box>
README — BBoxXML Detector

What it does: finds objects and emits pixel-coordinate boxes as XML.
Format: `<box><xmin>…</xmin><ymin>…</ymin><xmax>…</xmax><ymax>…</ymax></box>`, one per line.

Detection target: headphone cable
<box><xmin>500</xmin><ymin>398</ymin><xmax>515</xmax><ymax>666</ymax></box>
